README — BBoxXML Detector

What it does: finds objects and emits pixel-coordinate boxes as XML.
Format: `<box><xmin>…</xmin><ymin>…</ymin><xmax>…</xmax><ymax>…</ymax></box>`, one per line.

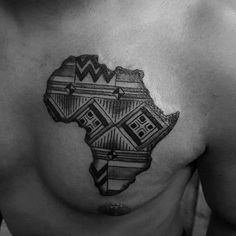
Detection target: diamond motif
<box><xmin>107</xmin><ymin>150</ymin><xmax>118</xmax><ymax>160</ymax></box>
<box><xmin>113</xmin><ymin>87</ymin><xmax>125</xmax><ymax>99</ymax></box>
<box><xmin>65</xmin><ymin>83</ymin><xmax>76</xmax><ymax>95</ymax></box>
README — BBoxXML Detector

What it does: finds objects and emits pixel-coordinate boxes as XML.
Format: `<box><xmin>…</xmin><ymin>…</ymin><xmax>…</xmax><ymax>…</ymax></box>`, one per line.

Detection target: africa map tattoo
<box><xmin>44</xmin><ymin>55</ymin><xmax>179</xmax><ymax>196</ymax></box>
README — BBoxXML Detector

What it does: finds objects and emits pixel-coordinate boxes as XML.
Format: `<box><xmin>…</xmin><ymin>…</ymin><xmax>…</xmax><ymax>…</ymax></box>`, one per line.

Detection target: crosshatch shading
<box><xmin>44</xmin><ymin>55</ymin><xmax>180</xmax><ymax>196</ymax></box>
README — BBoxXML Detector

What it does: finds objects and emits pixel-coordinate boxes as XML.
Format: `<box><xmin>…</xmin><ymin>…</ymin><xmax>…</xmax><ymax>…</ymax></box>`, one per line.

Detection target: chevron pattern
<box><xmin>76</xmin><ymin>55</ymin><xmax>115</xmax><ymax>83</ymax></box>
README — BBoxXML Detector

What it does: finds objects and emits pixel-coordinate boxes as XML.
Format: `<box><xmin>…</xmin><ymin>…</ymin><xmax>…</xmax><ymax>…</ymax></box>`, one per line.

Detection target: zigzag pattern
<box><xmin>76</xmin><ymin>55</ymin><xmax>115</xmax><ymax>83</ymax></box>
<box><xmin>89</xmin><ymin>163</ymin><xmax>108</xmax><ymax>187</ymax></box>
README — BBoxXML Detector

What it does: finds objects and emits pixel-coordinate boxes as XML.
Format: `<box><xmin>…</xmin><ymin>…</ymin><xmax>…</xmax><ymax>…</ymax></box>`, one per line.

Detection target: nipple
<box><xmin>98</xmin><ymin>203</ymin><xmax>131</xmax><ymax>216</ymax></box>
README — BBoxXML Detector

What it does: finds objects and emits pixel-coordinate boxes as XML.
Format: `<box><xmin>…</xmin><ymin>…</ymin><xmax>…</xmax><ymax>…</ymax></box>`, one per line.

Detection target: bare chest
<box><xmin>0</xmin><ymin>12</ymin><xmax>208</xmax><ymax>216</ymax></box>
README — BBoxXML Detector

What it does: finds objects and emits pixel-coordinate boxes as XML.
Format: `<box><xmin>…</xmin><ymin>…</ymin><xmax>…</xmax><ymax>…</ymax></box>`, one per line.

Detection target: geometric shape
<box><xmin>91</xmin><ymin>127</ymin><xmax>136</xmax><ymax>151</ymax></box>
<box><xmin>138</xmin><ymin>130</ymin><xmax>145</xmax><ymax>138</ymax></box>
<box><xmin>107</xmin><ymin>150</ymin><xmax>118</xmax><ymax>160</ymax></box>
<box><xmin>139</xmin><ymin>115</ymin><xmax>146</xmax><ymax>123</ymax></box>
<box><xmin>130</xmin><ymin>123</ymin><xmax>138</xmax><ymax>129</ymax></box>
<box><xmin>45</xmin><ymin>94</ymin><xmax>90</xmax><ymax>120</ymax></box>
<box><xmin>76</xmin><ymin>103</ymin><xmax>110</xmax><ymax>142</ymax></box>
<box><xmin>147</xmin><ymin>124</ymin><xmax>154</xmax><ymax>130</ymax></box>
<box><xmin>113</xmin><ymin>87</ymin><xmax>125</xmax><ymax>100</ymax></box>
<box><xmin>120</xmin><ymin>106</ymin><xmax>166</xmax><ymax>148</ymax></box>
<box><xmin>95</xmin><ymin>98</ymin><xmax>143</xmax><ymax>123</ymax></box>
<box><xmin>65</xmin><ymin>83</ymin><xmax>76</xmax><ymax>95</ymax></box>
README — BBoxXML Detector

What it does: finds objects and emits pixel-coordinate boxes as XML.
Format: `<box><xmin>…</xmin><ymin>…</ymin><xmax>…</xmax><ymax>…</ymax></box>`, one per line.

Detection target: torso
<box><xmin>0</xmin><ymin>0</ymin><xmax>215</xmax><ymax>235</ymax></box>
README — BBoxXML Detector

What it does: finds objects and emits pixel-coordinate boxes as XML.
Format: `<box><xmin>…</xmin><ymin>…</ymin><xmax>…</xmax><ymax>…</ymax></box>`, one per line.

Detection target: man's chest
<box><xmin>0</xmin><ymin>11</ymin><xmax>208</xmax><ymax>215</ymax></box>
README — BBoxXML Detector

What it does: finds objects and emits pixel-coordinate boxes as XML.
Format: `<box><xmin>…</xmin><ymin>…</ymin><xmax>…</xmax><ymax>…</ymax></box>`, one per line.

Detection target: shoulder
<box><xmin>192</xmin><ymin>0</ymin><xmax>236</xmax><ymax>173</ymax></box>
<box><xmin>199</xmin><ymin>1</ymin><xmax>236</xmax><ymax>147</ymax></box>
<box><xmin>194</xmin><ymin>1</ymin><xmax>236</xmax><ymax>226</ymax></box>
<box><xmin>186</xmin><ymin>0</ymin><xmax>236</xmax><ymax>137</ymax></box>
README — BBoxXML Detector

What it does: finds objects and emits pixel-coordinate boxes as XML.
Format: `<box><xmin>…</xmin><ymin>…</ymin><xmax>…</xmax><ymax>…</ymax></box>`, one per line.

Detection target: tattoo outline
<box><xmin>44</xmin><ymin>55</ymin><xmax>179</xmax><ymax>196</ymax></box>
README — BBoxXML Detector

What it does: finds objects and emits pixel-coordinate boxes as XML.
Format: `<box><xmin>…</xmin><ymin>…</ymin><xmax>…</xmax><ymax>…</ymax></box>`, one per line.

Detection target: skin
<box><xmin>0</xmin><ymin>0</ymin><xmax>235</xmax><ymax>235</ymax></box>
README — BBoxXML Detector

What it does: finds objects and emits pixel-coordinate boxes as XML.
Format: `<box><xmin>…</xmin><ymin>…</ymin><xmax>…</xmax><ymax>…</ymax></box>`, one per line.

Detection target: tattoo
<box><xmin>44</xmin><ymin>55</ymin><xmax>179</xmax><ymax>196</ymax></box>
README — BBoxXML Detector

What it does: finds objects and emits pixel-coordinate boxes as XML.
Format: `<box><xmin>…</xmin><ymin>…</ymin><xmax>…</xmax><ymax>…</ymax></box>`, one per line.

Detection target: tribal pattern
<box><xmin>44</xmin><ymin>55</ymin><xmax>179</xmax><ymax>196</ymax></box>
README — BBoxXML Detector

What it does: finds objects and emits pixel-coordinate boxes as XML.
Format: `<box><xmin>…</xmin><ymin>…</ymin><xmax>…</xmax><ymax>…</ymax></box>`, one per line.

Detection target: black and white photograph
<box><xmin>0</xmin><ymin>0</ymin><xmax>235</xmax><ymax>235</ymax></box>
